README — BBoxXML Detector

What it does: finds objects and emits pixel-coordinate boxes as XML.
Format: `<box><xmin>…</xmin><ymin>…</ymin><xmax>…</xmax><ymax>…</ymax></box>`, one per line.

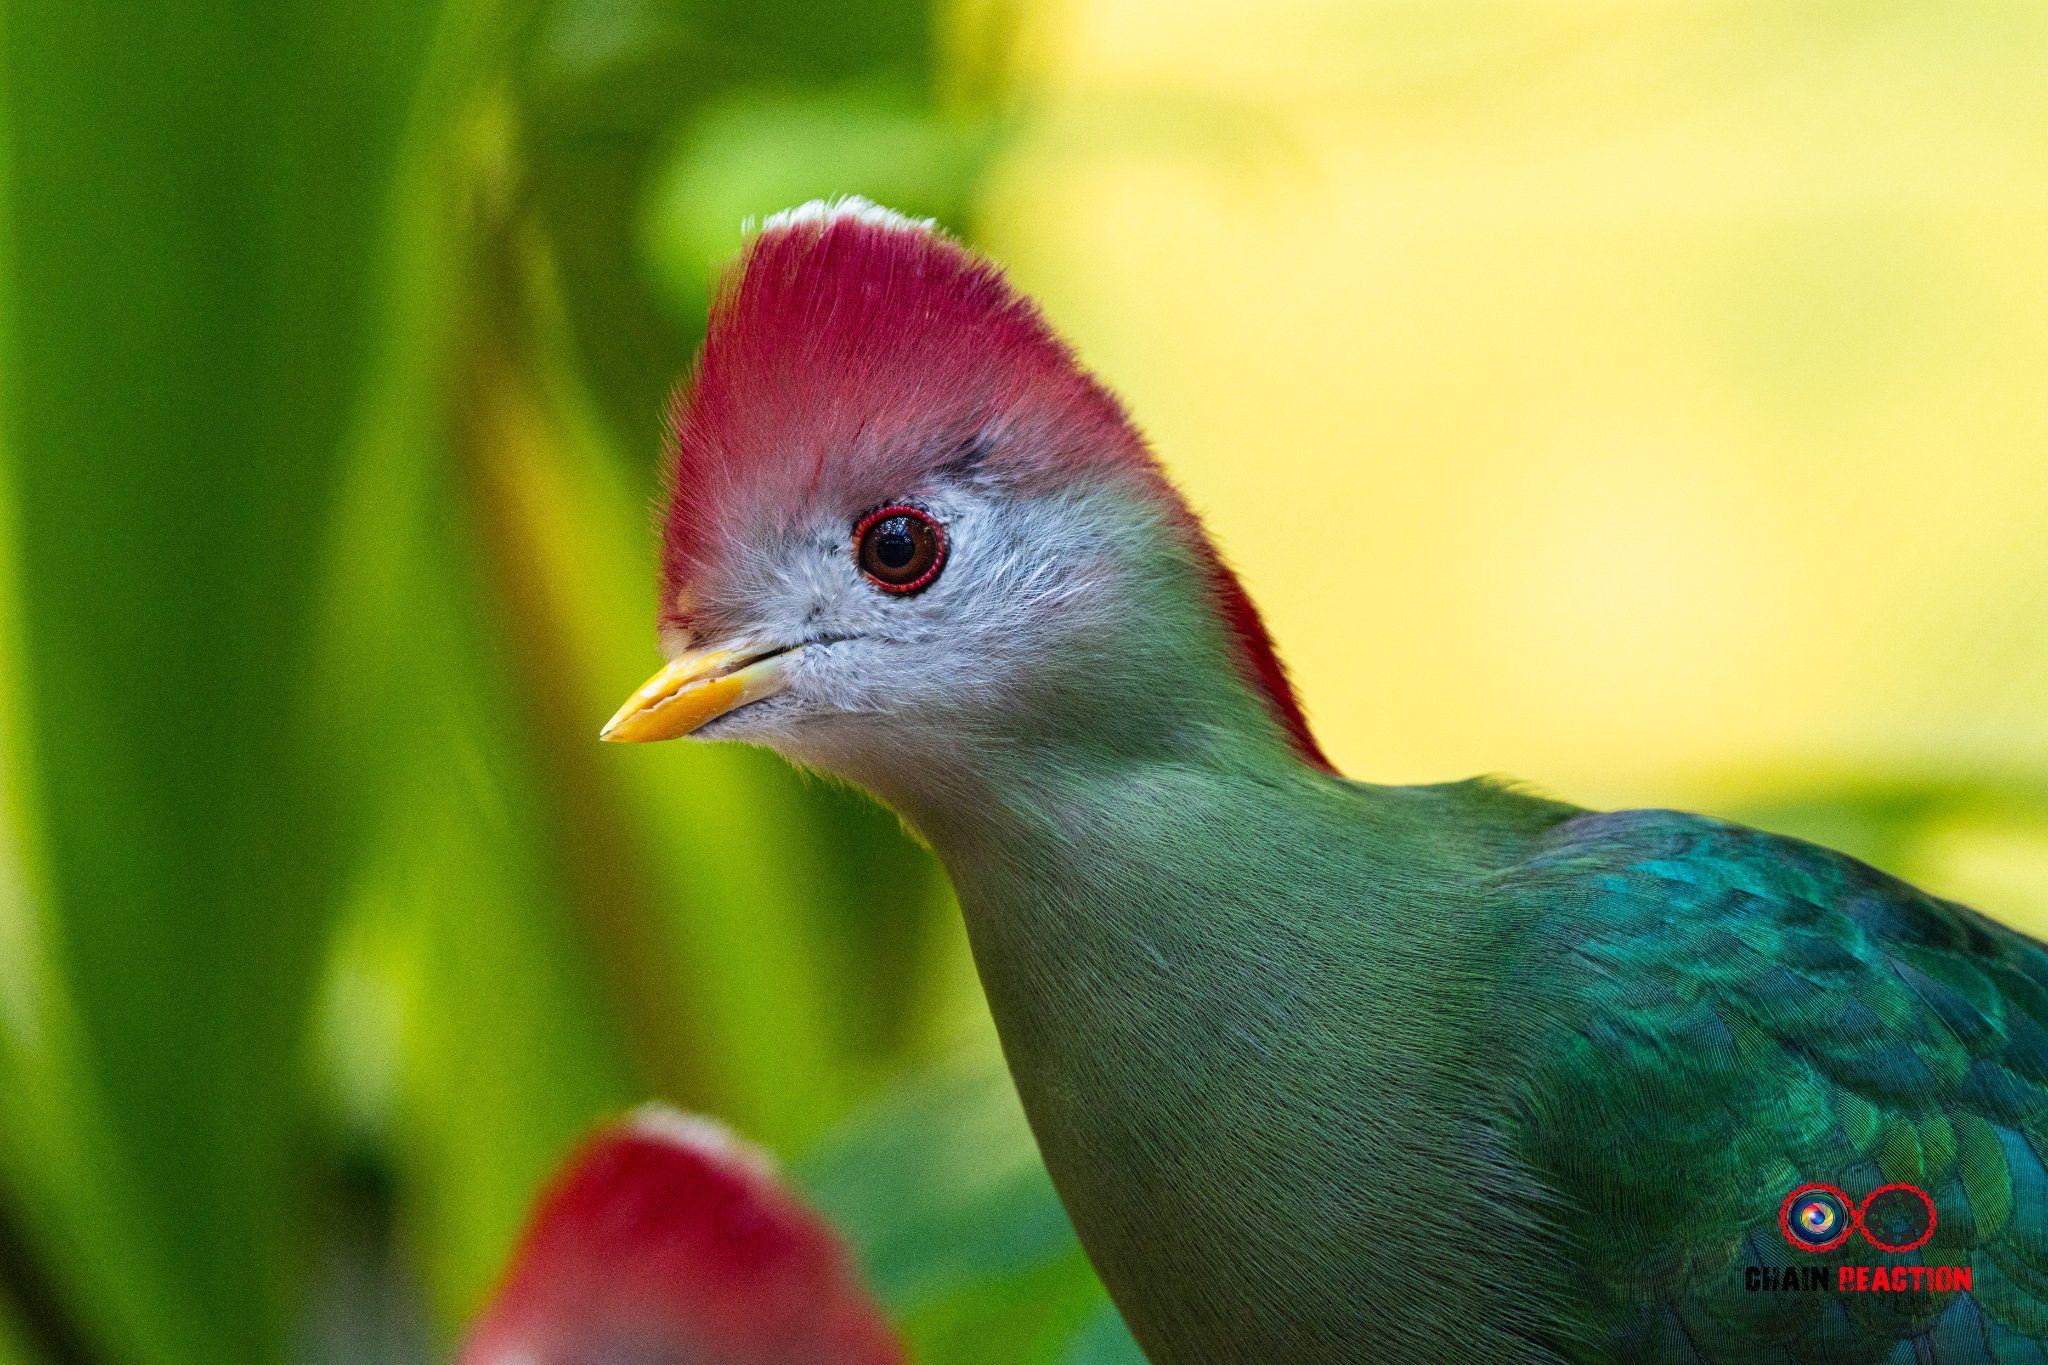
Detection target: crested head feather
<box><xmin>662</xmin><ymin>198</ymin><xmax>1334</xmax><ymax>773</ymax></box>
<box><xmin>460</xmin><ymin>1105</ymin><xmax>903</xmax><ymax>1365</ymax></box>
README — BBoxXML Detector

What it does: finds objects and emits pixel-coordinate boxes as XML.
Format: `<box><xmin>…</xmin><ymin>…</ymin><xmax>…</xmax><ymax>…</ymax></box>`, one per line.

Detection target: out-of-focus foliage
<box><xmin>0</xmin><ymin>1</ymin><xmax>2042</xmax><ymax>1363</ymax></box>
<box><xmin>986</xmin><ymin>1</ymin><xmax>2048</xmax><ymax>861</ymax></box>
<box><xmin>0</xmin><ymin>0</ymin><xmax>1126</xmax><ymax>1358</ymax></box>
<box><xmin>799</xmin><ymin>1064</ymin><xmax>1142</xmax><ymax>1365</ymax></box>
<box><xmin>0</xmin><ymin>0</ymin><xmax>463</xmax><ymax>1360</ymax></box>
<box><xmin>981</xmin><ymin>0</ymin><xmax>2048</xmax><ymax>950</ymax></box>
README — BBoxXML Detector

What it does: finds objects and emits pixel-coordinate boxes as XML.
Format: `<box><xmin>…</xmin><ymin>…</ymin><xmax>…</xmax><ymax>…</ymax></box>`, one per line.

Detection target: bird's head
<box><xmin>603</xmin><ymin>199</ymin><xmax>1330</xmax><ymax>807</ymax></box>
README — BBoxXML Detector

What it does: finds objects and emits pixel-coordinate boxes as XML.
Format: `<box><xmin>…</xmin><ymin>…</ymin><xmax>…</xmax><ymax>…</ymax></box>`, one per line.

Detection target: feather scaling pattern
<box><xmin>1492</xmin><ymin>811</ymin><xmax>2048</xmax><ymax>1363</ymax></box>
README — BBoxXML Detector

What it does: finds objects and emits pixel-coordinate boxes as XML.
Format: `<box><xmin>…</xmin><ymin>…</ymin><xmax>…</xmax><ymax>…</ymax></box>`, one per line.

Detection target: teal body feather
<box><xmin>639</xmin><ymin>202</ymin><xmax>2048</xmax><ymax>1364</ymax></box>
<box><xmin>1495</xmin><ymin>811</ymin><xmax>2048</xmax><ymax>1364</ymax></box>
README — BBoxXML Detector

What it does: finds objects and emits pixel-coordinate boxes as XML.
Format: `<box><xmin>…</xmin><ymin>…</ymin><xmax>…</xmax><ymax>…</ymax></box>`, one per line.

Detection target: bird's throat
<box><xmin>912</xmin><ymin>757</ymin><xmax>1494</xmax><ymax>1360</ymax></box>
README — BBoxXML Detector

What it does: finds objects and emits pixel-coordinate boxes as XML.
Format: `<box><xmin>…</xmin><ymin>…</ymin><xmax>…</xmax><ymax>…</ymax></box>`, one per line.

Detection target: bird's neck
<box><xmin>897</xmin><ymin>737</ymin><xmax>1515</xmax><ymax>1358</ymax></box>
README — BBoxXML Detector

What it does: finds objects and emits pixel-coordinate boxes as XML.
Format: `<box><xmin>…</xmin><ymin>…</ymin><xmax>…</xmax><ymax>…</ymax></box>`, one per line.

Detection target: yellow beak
<box><xmin>599</xmin><ymin>645</ymin><xmax>799</xmax><ymax>743</ymax></box>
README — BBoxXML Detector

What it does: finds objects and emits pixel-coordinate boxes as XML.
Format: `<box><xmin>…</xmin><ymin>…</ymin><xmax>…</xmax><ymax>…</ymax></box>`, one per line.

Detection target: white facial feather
<box><xmin>683</xmin><ymin>476</ymin><xmax>1166</xmax><ymax>794</ymax></box>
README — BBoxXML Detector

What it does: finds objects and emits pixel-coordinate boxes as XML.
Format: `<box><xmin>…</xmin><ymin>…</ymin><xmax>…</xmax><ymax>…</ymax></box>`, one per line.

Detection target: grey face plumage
<box><xmin>682</xmin><ymin>476</ymin><xmax>1150</xmax><ymax>766</ymax></box>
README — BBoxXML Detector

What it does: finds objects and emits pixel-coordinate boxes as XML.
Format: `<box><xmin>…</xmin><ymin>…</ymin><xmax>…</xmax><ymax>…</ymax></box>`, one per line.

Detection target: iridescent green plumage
<box><xmin>1491</xmin><ymin>809</ymin><xmax>2048</xmax><ymax>1363</ymax></box>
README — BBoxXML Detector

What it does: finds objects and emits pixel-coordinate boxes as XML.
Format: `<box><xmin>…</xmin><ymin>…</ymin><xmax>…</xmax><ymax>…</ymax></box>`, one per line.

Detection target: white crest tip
<box><xmin>623</xmin><ymin>1102</ymin><xmax>779</xmax><ymax>1178</ymax></box>
<box><xmin>754</xmin><ymin>196</ymin><xmax>938</xmax><ymax>238</ymax></box>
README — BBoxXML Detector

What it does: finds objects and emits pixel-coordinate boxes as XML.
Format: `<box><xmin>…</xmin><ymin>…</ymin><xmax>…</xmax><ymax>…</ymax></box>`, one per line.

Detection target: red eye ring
<box><xmin>853</xmin><ymin>504</ymin><xmax>947</xmax><ymax>594</ymax></box>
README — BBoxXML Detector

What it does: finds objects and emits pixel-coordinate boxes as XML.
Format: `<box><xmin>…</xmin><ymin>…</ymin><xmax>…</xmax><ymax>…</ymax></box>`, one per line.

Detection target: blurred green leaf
<box><xmin>0</xmin><ymin>0</ymin><xmax>460</xmax><ymax>1356</ymax></box>
<box><xmin>1060</xmin><ymin>1301</ymin><xmax>1150</xmax><ymax>1365</ymax></box>
<box><xmin>511</xmin><ymin>0</ymin><xmax>948</xmax><ymax>459</ymax></box>
<box><xmin>799</xmin><ymin>1061</ymin><xmax>1141</xmax><ymax>1365</ymax></box>
<box><xmin>316</xmin><ymin>561</ymin><xmax>643</xmax><ymax>1327</ymax></box>
<box><xmin>0</xmin><ymin>1304</ymin><xmax>43</xmax><ymax>1365</ymax></box>
<box><xmin>306</xmin><ymin>72</ymin><xmax>648</xmax><ymax>1331</ymax></box>
<box><xmin>642</xmin><ymin>91</ymin><xmax>999</xmax><ymax>321</ymax></box>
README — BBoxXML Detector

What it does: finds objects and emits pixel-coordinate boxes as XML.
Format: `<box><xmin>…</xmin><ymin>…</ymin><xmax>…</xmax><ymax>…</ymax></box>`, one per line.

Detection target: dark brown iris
<box><xmin>854</xmin><ymin>505</ymin><xmax>945</xmax><ymax>593</ymax></box>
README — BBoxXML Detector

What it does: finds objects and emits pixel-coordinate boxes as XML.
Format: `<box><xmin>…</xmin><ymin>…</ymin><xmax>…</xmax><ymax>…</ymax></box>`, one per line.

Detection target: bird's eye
<box><xmin>854</xmin><ymin>505</ymin><xmax>946</xmax><ymax>594</ymax></box>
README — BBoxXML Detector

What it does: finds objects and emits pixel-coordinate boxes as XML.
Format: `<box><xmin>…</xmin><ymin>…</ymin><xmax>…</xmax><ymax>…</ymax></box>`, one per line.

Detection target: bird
<box><xmin>461</xmin><ymin>1105</ymin><xmax>904</xmax><ymax>1365</ymax></box>
<box><xmin>599</xmin><ymin>197</ymin><xmax>2048</xmax><ymax>1364</ymax></box>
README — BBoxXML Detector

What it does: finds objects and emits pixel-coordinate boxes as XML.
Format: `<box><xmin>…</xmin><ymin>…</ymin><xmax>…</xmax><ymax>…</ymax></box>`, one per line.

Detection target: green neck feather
<box><xmin>855</xmin><ymin>506</ymin><xmax>1571</xmax><ymax>1361</ymax></box>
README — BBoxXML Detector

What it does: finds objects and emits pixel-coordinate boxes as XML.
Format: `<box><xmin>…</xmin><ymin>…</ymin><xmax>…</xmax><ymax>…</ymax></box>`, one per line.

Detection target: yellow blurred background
<box><xmin>985</xmin><ymin>0</ymin><xmax>2048</xmax><ymax>926</ymax></box>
